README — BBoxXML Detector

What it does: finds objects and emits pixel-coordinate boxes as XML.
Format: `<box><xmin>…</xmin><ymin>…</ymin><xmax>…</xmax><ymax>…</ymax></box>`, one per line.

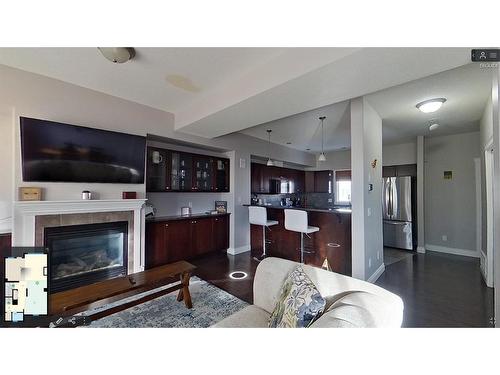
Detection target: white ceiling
<box><xmin>240</xmin><ymin>62</ymin><xmax>493</xmax><ymax>152</ymax></box>
<box><xmin>0</xmin><ymin>47</ymin><xmax>473</xmax><ymax>141</ymax></box>
<box><xmin>367</xmin><ymin>63</ymin><xmax>493</xmax><ymax>144</ymax></box>
<box><xmin>240</xmin><ymin>100</ymin><xmax>351</xmax><ymax>152</ymax></box>
<box><xmin>0</xmin><ymin>47</ymin><xmax>286</xmax><ymax>112</ymax></box>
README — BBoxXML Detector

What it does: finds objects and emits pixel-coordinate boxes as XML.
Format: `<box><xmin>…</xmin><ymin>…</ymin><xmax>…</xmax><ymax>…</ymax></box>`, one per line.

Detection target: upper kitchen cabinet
<box><xmin>382</xmin><ymin>164</ymin><xmax>417</xmax><ymax>178</ymax></box>
<box><xmin>146</xmin><ymin>147</ymin><xmax>170</xmax><ymax>192</ymax></box>
<box><xmin>146</xmin><ymin>146</ymin><xmax>230</xmax><ymax>192</ymax></box>
<box><xmin>213</xmin><ymin>158</ymin><xmax>230</xmax><ymax>192</ymax></box>
<box><xmin>305</xmin><ymin>170</ymin><xmax>333</xmax><ymax>193</ymax></box>
<box><xmin>250</xmin><ymin>163</ymin><xmax>305</xmax><ymax>194</ymax></box>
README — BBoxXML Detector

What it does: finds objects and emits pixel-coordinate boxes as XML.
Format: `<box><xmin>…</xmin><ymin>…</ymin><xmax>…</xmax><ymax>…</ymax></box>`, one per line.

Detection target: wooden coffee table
<box><xmin>50</xmin><ymin>261</ymin><xmax>196</xmax><ymax>324</ymax></box>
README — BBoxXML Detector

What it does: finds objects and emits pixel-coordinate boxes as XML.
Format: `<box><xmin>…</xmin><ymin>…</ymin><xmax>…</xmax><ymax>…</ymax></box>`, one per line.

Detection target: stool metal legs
<box><xmin>300</xmin><ymin>233</ymin><xmax>314</xmax><ymax>264</ymax></box>
<box><xmin>262</xmin><ymin>226</ymin><xmax>266</xmax><ymax>258</ymax></box>
<box><xmin>254</xmin><ymin>225</ymin><xmax>271</xmax><ymax>262</ymax></box>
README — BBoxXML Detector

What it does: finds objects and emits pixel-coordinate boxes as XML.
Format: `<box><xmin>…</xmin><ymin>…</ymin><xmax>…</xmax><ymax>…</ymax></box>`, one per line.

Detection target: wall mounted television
<box><xmin>20</xmin><ymin>117</ymin><xmax>146</xmax><ymax>183</ymax></box>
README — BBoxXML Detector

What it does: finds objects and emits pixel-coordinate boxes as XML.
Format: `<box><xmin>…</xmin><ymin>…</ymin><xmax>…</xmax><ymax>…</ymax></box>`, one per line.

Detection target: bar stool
<box><xmin>248</xmin><ymin>206</ymin><xmax>278</xmax><ymax>261</ymax></box>
<box><xmin>284</xmin><ymin>209</ymin><xmax>319</xmax><ymax>264</ymax></box>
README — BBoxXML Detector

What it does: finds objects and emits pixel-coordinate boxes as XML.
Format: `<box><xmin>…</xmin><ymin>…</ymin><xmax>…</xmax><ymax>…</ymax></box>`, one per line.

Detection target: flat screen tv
<box><xmin>20</xmin><ymin>117</ymin><xmax>146</xmax><ymax>183</ymax></box>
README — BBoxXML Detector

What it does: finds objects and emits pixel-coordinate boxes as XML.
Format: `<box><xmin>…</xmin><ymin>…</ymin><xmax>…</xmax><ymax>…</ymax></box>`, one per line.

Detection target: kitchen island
<box><xmin>245</xmin><ymin>205</ymin><xmax>352</xmax><ymax>275</ymax></box>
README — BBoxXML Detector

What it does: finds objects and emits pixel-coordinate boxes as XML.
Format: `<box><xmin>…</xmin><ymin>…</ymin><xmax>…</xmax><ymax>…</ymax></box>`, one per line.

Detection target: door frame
<box><xmin>484</xmin><ymin>139</ymin><xmax>494</xmax><ymax>287</ymax></box>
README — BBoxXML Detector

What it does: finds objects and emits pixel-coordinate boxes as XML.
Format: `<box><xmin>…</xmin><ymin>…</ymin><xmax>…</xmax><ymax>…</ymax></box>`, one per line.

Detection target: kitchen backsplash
<box><xmin>252</xmin><ymin>192</ymin><xmax>339</xmax><ymax>209</ymax></box>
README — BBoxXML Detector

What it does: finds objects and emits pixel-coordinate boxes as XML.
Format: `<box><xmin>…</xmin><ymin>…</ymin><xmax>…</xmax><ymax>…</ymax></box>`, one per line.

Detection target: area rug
<box><xmin>83</xmin><ymin>277</ymin><xmax>249</xmax><ymax>328</ymax></box>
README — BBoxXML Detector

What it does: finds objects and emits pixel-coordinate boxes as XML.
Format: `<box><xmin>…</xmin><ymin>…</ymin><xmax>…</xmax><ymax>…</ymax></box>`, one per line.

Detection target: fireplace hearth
<box><xmin>45</xmin><ymin>221</ymin><xmax>128</xmax><ymax>293</ymax></box>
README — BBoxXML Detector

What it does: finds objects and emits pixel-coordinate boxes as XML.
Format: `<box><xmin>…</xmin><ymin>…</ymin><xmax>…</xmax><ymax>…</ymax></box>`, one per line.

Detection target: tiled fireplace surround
<box><xmin>35</xmin><ymin>211</ymin><xmax>135</xmax><ymax>272</ymax></box>
<box><xmin>12</xmin><ymin>199</ymin><xmax>147</xmax><ymax>274</ymax></box>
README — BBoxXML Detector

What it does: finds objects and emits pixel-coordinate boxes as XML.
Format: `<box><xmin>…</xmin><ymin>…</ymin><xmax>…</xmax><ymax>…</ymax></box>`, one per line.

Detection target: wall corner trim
<box><xmin>367</xmin><ymin>263</ymin><xmax>385</xmax><ymax>283</ymax></box>
<box><xmin>227</xmin><ymin>244</ymin><xmax>251</xmax><ymax>255</ymax></box>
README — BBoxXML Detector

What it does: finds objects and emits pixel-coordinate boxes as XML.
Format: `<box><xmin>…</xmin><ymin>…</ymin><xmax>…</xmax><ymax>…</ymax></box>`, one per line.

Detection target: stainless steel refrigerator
<box><xmin>382</xmin><ymin>176</ymin><xmax>414</xmax><ymax>250</ymax></box>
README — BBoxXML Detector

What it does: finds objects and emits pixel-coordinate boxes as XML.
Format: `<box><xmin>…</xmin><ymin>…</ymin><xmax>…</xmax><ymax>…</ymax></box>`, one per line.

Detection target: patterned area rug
<box><xmin>84</xmin><ymin>277</ymin><xmax>249</xmax><ymax>328</ymax></box>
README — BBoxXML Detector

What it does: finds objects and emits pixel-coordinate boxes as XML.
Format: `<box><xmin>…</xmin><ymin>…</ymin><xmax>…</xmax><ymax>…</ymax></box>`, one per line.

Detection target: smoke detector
<box><xmin>98</xmin><ymin>47</ymin><xmax>136</xmax><ymax>63</ymax></box>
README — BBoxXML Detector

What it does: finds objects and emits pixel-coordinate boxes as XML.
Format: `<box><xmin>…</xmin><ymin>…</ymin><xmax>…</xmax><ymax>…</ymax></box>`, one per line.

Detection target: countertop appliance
<box><xmin>382</xmin><ymin>176</ymin><xmax>414</xmax><ymax>250</ymax></box>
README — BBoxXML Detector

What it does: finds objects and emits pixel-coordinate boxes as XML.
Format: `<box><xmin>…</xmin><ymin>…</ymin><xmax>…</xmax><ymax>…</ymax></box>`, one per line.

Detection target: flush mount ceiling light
<box><xmin>98</xmin><ymin>47</ymin><xmax>136</xmax><ymax>63</ymax></box>
<box><xmin>266</xmin><ymin>129</ymin><xmax>274</xmax><ymax>166</ymax></box>
<box><xmin>416</xmin><ymin>98</ymin><xmax>446</xmax><ymax>113</ymax></box>
<box><xmin>318</xmin><ymin>116</ymin><xmax>327</xmax><ymax>162</ymax></box>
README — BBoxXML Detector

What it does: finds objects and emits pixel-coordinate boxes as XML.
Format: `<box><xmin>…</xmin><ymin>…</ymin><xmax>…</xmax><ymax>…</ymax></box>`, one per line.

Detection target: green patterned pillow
<box><xmin>269</xmin><ymin>265</ymin><xmax>326</xmax><ymax>328</ymax></box>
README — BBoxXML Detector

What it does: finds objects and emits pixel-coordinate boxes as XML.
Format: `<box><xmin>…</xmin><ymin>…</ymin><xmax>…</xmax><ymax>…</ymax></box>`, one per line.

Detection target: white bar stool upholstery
<box><xmin>284</xmin><ymin>209</ymin><xmax>319</xmax><ymax>264</ymax></box>
<box><xmin>249</xmin><ymin>206</ymin><xmax>278</xmax><ymax>260</ymax></box>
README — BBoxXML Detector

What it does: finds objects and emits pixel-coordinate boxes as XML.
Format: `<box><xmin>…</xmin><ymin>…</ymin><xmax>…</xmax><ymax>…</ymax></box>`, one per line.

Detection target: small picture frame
<box><xmin>19</xmin><ymin>187</ymin><xmax>43</xmax><ymax>201</ymax></box>
<box><xmin>215</xmin><ymin>201</ymin><xmax>227</xmax><ymax>214</ymax></box>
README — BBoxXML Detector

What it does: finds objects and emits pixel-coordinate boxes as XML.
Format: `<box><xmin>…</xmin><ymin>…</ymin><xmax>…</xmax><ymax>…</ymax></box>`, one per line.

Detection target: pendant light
<box><xmin>318</xmin><ymin>116</ymin><xmax>327</xmax><ymax>162</ymax></box>
<box><xmin>266</xmin><ymin>129</ymin><xmax>274</xmax><ymax>166</ymax></box>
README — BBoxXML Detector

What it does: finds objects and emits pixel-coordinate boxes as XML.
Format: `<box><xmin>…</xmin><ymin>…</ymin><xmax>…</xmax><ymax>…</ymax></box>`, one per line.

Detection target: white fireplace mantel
<box><xmin>13</xmin><ymin>199</ymin><xmax>147</xmax><ymax>273</ymax></box>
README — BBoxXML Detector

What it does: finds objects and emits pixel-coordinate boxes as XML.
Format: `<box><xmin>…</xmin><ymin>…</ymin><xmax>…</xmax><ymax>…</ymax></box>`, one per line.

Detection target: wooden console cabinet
<box><xmin>145</xmin><ymin>214</ymin><xmax>230</xmax><ymax>269</ymax></box>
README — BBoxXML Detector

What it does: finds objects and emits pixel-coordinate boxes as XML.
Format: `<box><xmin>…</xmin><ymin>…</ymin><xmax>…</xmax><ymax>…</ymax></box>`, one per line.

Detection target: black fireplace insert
<box><xmin>44</xmin><ymin>221</ymin><xmax>128</xmax><ymax>293</ymax></box>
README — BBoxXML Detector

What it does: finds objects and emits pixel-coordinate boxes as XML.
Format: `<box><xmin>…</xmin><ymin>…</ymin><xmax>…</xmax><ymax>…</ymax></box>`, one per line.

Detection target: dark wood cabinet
<box><xmin>147</xmin><ymin>146</ymin><xmax>230</xmax><ymax>193</ymax></box>
<box><xmin>305</xmin><ymin>171</ymin><xmax>315</xmax><ymax>193</ymax></box>
<box><xmin>145</xmin><ymin>215</ymin><xmax>230</xmax><ymax>269</ymax></box>
<box><xmin>212</xmin><ymin>215</ymin><xmax>229</xmax><ymax>251</ymax></box>
<box><xmin>213</xmin><ymin>158</ymin><xmax>230</xmax><ymax>192</ymax></box>
<box><xmin>314</xmin><ymin>170</ymin><xmax>333</xmax><ymax>193</ymax></box>
<box><xmin>383</xmin><ymin>164</ymin><xmax>417</xmax><ymax>178</ymax></box>
<box><xmin>250</xmin><ymin>163</ymin><xmax>305</xmax><ymax>194</ymax></box>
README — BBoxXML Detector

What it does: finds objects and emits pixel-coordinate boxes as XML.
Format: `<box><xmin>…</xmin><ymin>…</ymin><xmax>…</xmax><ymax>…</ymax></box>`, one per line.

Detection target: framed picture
<box><xmin>215</xmin><ymin>201</ymin><xmax>227</xmax><ymax>213</ymax></box>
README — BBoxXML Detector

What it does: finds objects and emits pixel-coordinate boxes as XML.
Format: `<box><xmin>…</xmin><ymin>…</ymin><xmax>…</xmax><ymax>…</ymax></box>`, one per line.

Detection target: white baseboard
<box><xmin>227</xmin><ymin>244</ymin><xmax>251</xmax><ymax>255</ymax></box>
<box><xmin>367</xmin><ymin>263</ymin><xmax>385</xmax><ymax>283</ymax></box>
<box><xmin>425</xmin><ymin>244</ymin><xmax>480</xmax><ymax>258</ymax></box>
<box><xmin>416</xmin><ymin>246</ymin><xmax>426</xmax><ymax>254</ymax></box>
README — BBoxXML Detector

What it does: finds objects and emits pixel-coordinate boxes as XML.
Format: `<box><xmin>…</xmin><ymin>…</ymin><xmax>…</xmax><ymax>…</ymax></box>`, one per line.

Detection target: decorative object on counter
<box><xmin>266</xmin><ymin>129</ymin><xmax>274</xmax><ymax>166</ymax></box>
<box><xmin>151</xmin><ymin>150</ymin><xmax>163</xmax><ymax>164</ymax></box>
<box><xmin>181</xmin><ymin>207</ymin><xmax>192</xmax><ymax>216</ymax></box>
<box><xmin>19</xmin><ymin>187</ymin><xmax>42</xmax><ymax>201</ymax></box>
<box><xmin>122</xmin><ymin>191</ymin><xmax>137</xmax><ymax>199</ymax></box>
<box><xmin>318</xmin><ymin>116</ymin><xmax>327</xmax><ymax>162</ymax></box>
<box><xmin>215</xmin><ymin>201</ymin><xmax>227</xmax><ymax>214</ymax></box>
<box><xmin>209</xmin><ymin>210</ymin><xmax>219</xmax><ymax>215</ymax></box>
<box><xmin>81</xmin><ymin>190</ymin><xmax>92</xmax><ymax>200</ymax></box>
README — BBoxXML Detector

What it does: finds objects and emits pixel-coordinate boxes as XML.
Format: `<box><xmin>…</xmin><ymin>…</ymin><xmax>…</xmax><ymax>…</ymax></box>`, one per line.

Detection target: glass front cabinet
<box><xmin>146</xmin><ymin>146</ymin><xmax>230</xmax><ymax>193</ymax></box>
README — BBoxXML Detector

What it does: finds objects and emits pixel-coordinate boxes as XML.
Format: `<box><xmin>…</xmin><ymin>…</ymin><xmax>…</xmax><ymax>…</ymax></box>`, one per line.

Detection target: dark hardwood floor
<box><xmin>192</xmin><ymin>249</ymin><xmax>494</xmax><ymax>327</ymax></box>
<box><xmin>376</xmin><ymin>250</ymin><xmax>494</xmax><ymax>327</ymax></box>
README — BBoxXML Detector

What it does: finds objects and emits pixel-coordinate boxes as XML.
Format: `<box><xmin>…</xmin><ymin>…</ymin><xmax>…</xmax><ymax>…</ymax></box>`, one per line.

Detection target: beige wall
<box><xmin>0</xmin><ymin>64</ymin><xmax>314</xmax><ymax>252</ymax></box>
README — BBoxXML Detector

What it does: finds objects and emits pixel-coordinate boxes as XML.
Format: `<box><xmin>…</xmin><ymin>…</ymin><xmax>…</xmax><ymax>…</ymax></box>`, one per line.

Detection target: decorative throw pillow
<box><xmin>268</xmin><ymin>265</ymin><xmax>326</xmax><ymax>328</ymax></box>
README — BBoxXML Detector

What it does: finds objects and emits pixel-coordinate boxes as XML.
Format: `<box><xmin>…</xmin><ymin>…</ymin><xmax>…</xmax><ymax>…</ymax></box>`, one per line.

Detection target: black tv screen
<box><xmin>20</xmin><ymin>117</ymin><xmax>146</xmax><ymax>183</ymax></box>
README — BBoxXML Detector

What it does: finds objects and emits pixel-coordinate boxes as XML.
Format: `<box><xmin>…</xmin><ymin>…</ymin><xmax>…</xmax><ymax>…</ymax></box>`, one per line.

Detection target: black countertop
<box><xmin>243</xmin><ymin>204</ymin><xmax>351</xmax><ymax>215</ymax></box>
<box><xmin>146</xmin><ymin>212</ymin><xmax>230</xmax><ymax>222</ymax></box>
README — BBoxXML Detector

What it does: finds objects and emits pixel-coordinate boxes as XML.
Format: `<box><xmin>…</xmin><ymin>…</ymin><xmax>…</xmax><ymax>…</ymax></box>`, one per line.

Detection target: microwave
<box><xmin>269</xmin><ymin>179</ymin><xmax>294</xmax><ymax>194</ymax></box>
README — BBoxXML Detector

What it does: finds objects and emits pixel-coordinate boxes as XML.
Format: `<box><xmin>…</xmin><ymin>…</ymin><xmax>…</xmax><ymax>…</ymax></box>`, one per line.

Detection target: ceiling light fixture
<box><xmin>266</xmin><ymin>129</ymin><xmax>274</xmax><ymax>166</ymax></box>
<box><xmin>98</xmin><ymin>47</ymin><xmax>136</xmax><ymax>64</ymax></box>
<box><xmin>416</xmin><ymin>98</ymin><xmax>446</xmax><ymax>113</ymax></box>
<box><xmin>318</xmin><ymin>116</ymin><xmax>327</xmax><ymax>162</ymax></box>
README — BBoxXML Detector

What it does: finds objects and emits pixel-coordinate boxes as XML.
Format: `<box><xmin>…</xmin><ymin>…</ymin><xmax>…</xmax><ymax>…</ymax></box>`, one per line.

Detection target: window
<box><xmin>334</xmin><ymin>170</ymin><xmax>351</xmax><ymax>204</ymax></box>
